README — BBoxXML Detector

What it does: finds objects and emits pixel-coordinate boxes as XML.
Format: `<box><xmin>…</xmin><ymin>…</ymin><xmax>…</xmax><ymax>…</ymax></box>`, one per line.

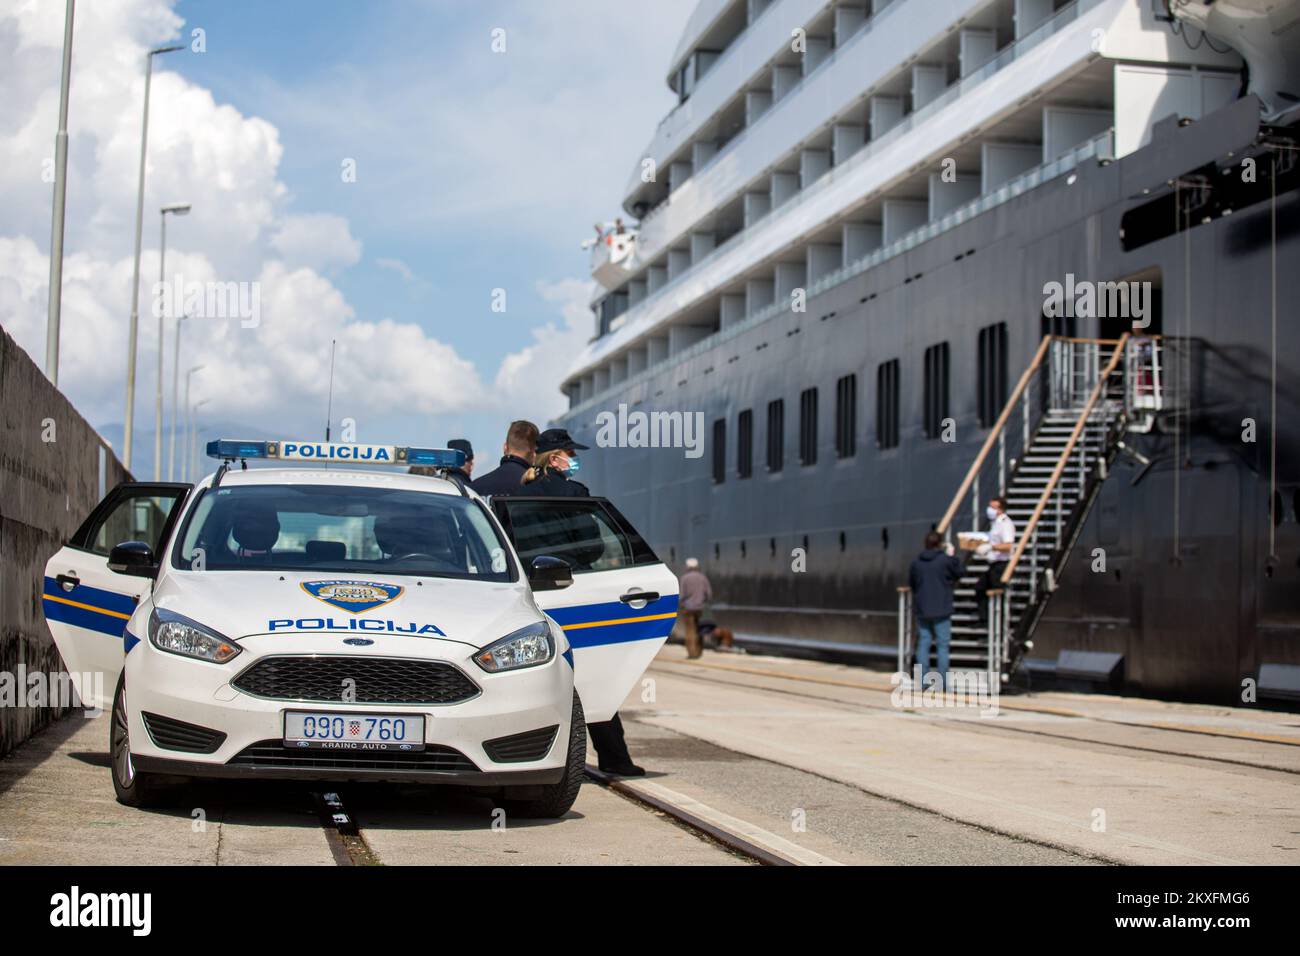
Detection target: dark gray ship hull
<box><xmin>558</xmin><ymin>96</ymin><xmax>1300</xmax><ymax>703</ymax></box>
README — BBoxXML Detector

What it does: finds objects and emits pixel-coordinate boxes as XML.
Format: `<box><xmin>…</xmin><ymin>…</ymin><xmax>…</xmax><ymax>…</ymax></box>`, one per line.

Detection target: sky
<box><xmin>0</xmin><ymin>0</ymin><xmax>693</xmax><ymax>477</ymax></box>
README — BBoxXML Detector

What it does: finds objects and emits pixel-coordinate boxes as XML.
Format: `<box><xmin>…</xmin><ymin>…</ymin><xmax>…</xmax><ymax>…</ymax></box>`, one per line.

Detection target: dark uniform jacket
<box><xmin>908</xmin><ymin>548</ymin><xmax>965</xmax><ymax>620</ymax></box>
<box><xmin>470</xmin><ymin>455</ymin><xmax>531</xmax><ymax>496</ymax></box>
<box><xmin>519</xmin><ymin>466</ymin><xmax>590</xmax><ymax>497</ymax></box>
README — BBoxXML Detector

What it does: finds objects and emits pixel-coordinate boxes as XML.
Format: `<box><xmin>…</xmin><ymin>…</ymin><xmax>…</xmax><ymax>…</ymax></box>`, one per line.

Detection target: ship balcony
<box><xmin>590</xmin><ymin>230</ymin><xmax>639</xmax><ymax>292</ymax></box>
<box><xmin>627</xmin><ymin>0</ymin><xmax>1237</xmax><ymax>270</ymax></box>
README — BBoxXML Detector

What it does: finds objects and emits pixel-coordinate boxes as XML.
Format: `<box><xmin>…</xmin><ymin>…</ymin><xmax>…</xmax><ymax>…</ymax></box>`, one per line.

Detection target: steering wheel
<box><xmin>390</xmin><ymin>552</ymin><xmax>436</xmax><ymax>562</ymax></box>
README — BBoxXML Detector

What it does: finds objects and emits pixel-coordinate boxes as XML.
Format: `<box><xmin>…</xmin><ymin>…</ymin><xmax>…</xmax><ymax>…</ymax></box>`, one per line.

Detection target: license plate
<box><xmin>283</xmin><ymin>711</ymin><xmax>425</xmax><ymax>751</ymax></box>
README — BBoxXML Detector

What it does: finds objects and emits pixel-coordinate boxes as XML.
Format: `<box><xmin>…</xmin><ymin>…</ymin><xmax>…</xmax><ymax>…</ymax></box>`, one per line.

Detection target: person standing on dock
<box><xmin>678</xmin><ymin>557</ymin><xmax>713</xmax><ymax>659</ymax></box>
<box><xmin>909</xmin><ymin>531</ymin><xmax>965</xmax><ymax>690</ymax></box>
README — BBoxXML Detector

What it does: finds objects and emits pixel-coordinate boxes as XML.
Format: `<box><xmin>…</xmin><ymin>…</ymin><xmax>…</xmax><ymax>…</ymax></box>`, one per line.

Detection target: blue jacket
<box><xmin>908</xmin><ymin>548</ymin><xmax>965</xmax><ymax>620</ymax></box>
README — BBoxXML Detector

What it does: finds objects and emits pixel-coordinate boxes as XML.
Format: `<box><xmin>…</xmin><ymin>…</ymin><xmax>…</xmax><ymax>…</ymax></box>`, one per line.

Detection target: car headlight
<box><xmin>473</xmin><ymin>621</ymin><xmax>554</xmax><ymax>673</ymax></box>
<box><xmin>149</xmin><ymin>608</ymin><xmax>241</xmax><ymax>664</ymax></box>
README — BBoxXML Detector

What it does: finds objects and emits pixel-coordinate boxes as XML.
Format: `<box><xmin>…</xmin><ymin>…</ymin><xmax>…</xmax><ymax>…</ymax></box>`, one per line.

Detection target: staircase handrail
<box><xmin>1001</xmin><ymin>332</ymin><xmax>1131</xmax><ymax>584</ymax></box>
<box><xmin>936</xmin><ymin>335</ymin><xmax>1053</xmax><ymax>535</ymax></box>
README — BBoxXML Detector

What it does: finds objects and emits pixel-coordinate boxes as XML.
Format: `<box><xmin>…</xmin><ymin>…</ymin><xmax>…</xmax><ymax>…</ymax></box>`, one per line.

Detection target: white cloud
<box><xmin>494</xmin><ymin>276</ymin><xmax>593</xmax><ymax>422</ymax></box>
<box><xmin>375</xmin><ymin>256</ymin><xmax>416</xmax><ymax>283</ymax></box>
<box><xmin>270</xmin><ymin>213</ymin><xmax>362</xmax><ymax>272</ymax></box>
<box><xmin>0</xmin><ymin>0</ymin><xmax>491</xmax><ymax>446</ymax></box>
<box><xmin>0</xmin><ymin>0</ymin><xmax>688</xmax><ymax>454</ymax></box>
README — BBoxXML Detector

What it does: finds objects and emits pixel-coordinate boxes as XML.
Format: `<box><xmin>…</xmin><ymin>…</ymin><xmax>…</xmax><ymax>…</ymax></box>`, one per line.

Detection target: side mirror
<box><xmin>108</xmin><ymin>541</ymin><xmax>158</xmax><ymax>578</ymax></box>
<box><xmin>528</xmin><ymin>555</ymin><xmax>573</xmax><ymax>592</ymax></box>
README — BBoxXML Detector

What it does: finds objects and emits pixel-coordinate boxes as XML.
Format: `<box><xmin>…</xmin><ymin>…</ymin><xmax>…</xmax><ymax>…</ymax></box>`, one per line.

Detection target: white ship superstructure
<box><xmin>564</xmin><ymin>0</ymin><xmax>1241</xmax><ymax>405</ymax></box>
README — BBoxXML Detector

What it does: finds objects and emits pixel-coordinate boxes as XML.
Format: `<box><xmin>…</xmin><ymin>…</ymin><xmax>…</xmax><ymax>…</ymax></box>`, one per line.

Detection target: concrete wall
<box><xmin>1</xmin><ymin>325</ymin><xmax>129</xmax><ymax>758</ymax></box>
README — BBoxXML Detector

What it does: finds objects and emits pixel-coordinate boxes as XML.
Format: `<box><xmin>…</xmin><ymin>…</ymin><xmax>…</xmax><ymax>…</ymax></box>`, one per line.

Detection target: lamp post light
<box><xmin>122</xmin><ymin>42</ymin><xmax>184</xmax><ymax>472</ymax></box>
<box><xmin>156</xmin><ymin>202</ymin><xmax>190</xmax><ymax>479</ymax></box>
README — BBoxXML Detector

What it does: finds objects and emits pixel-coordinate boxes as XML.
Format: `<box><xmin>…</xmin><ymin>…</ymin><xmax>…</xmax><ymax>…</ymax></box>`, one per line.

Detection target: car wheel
<box><xmin>499</xmin><ymin>692</ymin><xmax>585</xmax><ymax>820</ymax></box>
<box><xmin>110</xmin><ymin>673</ymin><xmax>167</xmax><ymax>808</ymax></box>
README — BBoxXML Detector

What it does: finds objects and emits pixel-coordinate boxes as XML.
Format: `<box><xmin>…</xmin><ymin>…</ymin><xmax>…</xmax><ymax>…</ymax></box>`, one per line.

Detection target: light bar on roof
<box><xmin>205</xmin><ymin>439</ymin><xmax>465</xmax><ymax>469</ymax></box>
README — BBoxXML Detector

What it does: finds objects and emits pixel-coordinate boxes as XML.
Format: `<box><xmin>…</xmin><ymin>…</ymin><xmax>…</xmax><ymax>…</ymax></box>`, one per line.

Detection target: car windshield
<box><xmin>172</xmin><ymin>484</ymin><xmax>514</xmax><ymax>581</ymax></box>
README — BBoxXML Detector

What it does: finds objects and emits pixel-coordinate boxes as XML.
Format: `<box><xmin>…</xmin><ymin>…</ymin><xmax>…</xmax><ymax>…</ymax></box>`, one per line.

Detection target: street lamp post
<box><xmin>156</xmin><ymin>202</ymin><xmax>190</xmax><ymax>479</ymax></box>
<box><xmin>188</xmin><ymin>397</ymin><xmax>211</xmax><ymax>483</ymax></box>
<box><xmin>44</xmin><ymin>0</ymin><xmax>75</xmax><ymax>385</ymax></box>
<box><xmin>168</xmin><ymin>311</ymin><xmax>191</xmax><ymax>481</ymax></box>
<box><xmin>123</xmin><ymin>43</ymin><xmax>183</xmax><ymax>473</ymax></box>
<box><xmin>182</xmin><ymin>364</ymin><xmax>204</xmax><ymax>480</ymax></box>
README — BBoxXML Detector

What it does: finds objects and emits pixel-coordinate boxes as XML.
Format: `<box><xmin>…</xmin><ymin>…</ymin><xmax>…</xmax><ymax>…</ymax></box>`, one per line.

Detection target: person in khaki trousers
<box><xmin>678</xmin><ymin>558</ymin><xmax>713</xmax><ymax>659</ymax></box>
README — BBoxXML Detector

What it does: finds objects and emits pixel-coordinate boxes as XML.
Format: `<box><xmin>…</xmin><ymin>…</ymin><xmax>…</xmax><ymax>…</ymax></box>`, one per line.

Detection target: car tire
<box><xmin>499</xmin><ymin>692</ymin><xmax>585</xmax><ymax>820</ymax></box>
<box><xmin>110</xmin><ymin>673</ymin><xmax>168</xmax><ymax>808</ymax></box>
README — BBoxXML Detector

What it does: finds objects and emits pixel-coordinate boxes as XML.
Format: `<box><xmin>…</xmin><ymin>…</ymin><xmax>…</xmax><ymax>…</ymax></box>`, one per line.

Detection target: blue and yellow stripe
<box><xmin>41</xmin><ymin>576</ymin><xmax>137</xmax><ymax>638</ymax></box>
<box><xmin>549</xmin><ymin>595</ymin><xmax>679</xmax><ymax>649</ymax></box>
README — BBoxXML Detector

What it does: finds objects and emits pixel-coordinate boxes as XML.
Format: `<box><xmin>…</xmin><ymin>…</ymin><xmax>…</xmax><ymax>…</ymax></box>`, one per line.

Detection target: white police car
<box><xmin>42</xmin><ymin>439</ymin><xmax>678</xmax><ymax>818</ymax></box>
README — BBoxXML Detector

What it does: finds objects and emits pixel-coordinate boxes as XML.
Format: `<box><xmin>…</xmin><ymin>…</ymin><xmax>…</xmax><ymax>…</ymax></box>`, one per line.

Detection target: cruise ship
<box><xmin>555</xmin><ymin>0</ymin><xmax>1300</xmax><ymax>703</ymax></box>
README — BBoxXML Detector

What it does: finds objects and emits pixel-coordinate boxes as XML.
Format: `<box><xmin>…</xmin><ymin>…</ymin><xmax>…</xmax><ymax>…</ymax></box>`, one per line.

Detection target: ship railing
<box><xmin>986</xmin><ymin>589</ymin><xmax>1009</xmax><ymax>688</ymax></box>
<box><xmin>896</xmin><ymin>586</ymin><xmax>914</xmax><ymax>678</ymax></box>
<box><xmin>937</xmin><ymin>335</ymin><xmax>1053</xmax><ymax>543</ymax></box>
<box><xmin>1001</xmin><ymin>333</ymin><xmax>1132</xmax><ymax>597</ymax></box>
<box><xmin>582</xmin><ymin>127</ymin><xmax>1116</xmax><ymax>414</ymax></box>
<box><xmin>640</xmin><ymin>0</ymin><xmax>1104</xmax><ymax>238</ymax></box>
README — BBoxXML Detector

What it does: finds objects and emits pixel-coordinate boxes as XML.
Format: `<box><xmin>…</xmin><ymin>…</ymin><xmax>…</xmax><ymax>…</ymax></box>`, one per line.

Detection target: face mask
<box><xmin>567</xmin><ymin>457</ymin><xmax>581</xmax><ymax>476</ymax></box>
<box><xmin>986</xmin><ymin>506</ymin><xmax>999</xmax><ymax>520</ymax></box>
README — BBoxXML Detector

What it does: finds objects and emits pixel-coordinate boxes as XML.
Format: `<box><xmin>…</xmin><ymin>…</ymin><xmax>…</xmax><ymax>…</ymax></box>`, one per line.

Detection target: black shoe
<box><xmin>599</xmin><ymin>762</ymin><xmax>646</xmax><ymax>777</ymax></box>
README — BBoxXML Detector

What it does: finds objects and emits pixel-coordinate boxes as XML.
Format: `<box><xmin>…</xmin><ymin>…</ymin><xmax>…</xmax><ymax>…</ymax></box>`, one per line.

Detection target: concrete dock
<box><xmin>1</xmin><ymin>646</ymin><xmax>1296</xmax><ymax>866</ymax></box>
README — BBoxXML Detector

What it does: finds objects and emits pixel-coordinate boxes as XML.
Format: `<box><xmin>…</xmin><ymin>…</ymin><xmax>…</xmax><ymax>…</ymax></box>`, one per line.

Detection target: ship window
<box><xmin>737</xmin><ymin>409</ymin><xmax>754</xmax><ymax>479</ymax></box>
<box><xmin>977</xmin><ymin>323</ymin><xmax>1008</xmax><ymax>429</ymax></box>
<box><xmin>835</xmin><ymin>374</ymin><xmax>857</xmax><ymax>458</ymax></box>
<box><xmin>876</xmin><ymin>359</ymin><xmax>900</xmax><ymax>449</ymax></box>
<box><xmin>923</xmin><ymin>343</ymin><xmax>950</xmax><ymax>440</ymax></box>
<box><xmin>766</xmin><ymin>399</ymin><xmax>785</xmax><ymax>472</ymax></box>
<box><xmin>712</xmin><ymin>418</ymin><xmax>726</xmax><ymax>484</ymax></box>
<box><xmin>799</xmin><ymin>388</ymin><xmax>818</xmax><ymax>466</ymax></box>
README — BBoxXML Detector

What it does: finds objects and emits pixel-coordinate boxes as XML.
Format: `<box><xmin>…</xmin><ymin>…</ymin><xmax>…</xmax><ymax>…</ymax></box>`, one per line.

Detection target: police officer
<box><xmin>517</xmin><ymin>428</ymin><xmax>590</xmax><ymax>495</ymax></box>
<box><xmin>519</xmin><ymin>428</ymin><xmax>644</xmax><ymax>777</ymax></box>
<box><xmin>470</xmin><ymin>420</ymin><xmax>538</xmax><ymax>496</ymax></box>
<box><xmin>446</xmin><ymin>438</ymin><xmax>474</xmax><ymax>488</ymax></box>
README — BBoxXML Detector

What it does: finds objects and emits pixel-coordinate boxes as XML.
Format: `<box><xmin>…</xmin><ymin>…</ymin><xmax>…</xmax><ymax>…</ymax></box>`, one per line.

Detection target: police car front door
<box><xmin>43</xmin><ymin>483</ymin><xmax>190</xmax><ymax>710</ymax></box>
<box><xmin>492</xmin><ymin>497</ymin><xmax>678</xmax><ymax>723</ymax></box>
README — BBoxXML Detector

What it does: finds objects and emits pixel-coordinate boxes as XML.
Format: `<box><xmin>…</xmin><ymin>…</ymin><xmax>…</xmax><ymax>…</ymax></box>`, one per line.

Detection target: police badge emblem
<box><xmin>301</xmin><ymin>580</ymin><xmax>404</xmax><ymax>613</ymax></box>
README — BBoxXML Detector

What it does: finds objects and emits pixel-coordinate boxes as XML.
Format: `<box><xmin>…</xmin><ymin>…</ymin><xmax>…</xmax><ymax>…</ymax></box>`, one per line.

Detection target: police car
<box><xmin>42</xmin><ymin>439</ymin><xmax>678</xmax><ymax>818</ymax></box>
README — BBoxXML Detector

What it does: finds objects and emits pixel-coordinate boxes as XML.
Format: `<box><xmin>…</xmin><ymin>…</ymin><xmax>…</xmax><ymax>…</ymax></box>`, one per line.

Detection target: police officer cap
<box><xmin>447</xmin><ymin>438</ymin><xmax>473</xmax><ymax>462</ymax></box>
<box><xmin>536</xmin><ymin>428</ymin><xmax>589</xmax><ymax>453</ymax></box>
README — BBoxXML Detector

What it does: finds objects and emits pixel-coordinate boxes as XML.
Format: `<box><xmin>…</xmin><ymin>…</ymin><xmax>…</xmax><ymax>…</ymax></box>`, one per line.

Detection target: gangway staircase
<box><xmin>897</xmin><ymin>333</ymin><xmax>1175</xmax><ymax>690</ymax></box>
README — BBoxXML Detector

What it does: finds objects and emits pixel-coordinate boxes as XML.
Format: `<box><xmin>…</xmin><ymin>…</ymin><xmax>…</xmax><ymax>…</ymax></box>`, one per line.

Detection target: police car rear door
<box><xmin>43</xmin><ymin>482</ymin><xmax>190</xmax><ymax>710</ymax></box>
<box><xmin>491</xmin><ymin>496</ymin><xmax>678</xmax><ymax>722</ymax></box>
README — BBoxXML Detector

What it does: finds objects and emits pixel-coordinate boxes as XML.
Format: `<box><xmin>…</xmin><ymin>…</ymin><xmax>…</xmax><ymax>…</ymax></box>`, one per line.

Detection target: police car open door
<box><xmin>43</xmin><ymin>482</ymin><xmax>190</xmax><ymax>710</ymax></box>
<box><xmin>492</xmin><ymin>496</ymin><xmax>678</xmax><ymax>723</ymax></box>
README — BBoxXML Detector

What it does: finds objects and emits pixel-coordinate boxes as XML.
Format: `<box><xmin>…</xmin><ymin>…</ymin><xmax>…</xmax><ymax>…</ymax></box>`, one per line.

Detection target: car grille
<box><xmin>231</xmin><ymin>655</ymin><xmax>479</xmax><ymax>705</ymax></box>
<box><xmin>483</xmin><ymin>725</ymin><xmax>559</xmax><ymax>763</ymax></box>
<box><xmin>228</xmin><ymin>740</ymin><xmax>478</xmax><ymax>773</ymax></box>
<box><xmin>141</xmin><ymin>712</ymin><xmax>227</xmax><ymax>754</ymax></box>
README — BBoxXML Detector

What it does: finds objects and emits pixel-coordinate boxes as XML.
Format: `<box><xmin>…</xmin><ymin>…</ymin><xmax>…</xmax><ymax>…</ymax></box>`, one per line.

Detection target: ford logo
<box><xmin>343</xmin><ymin>637</ymin><xmax>374</xmax><ymax>646</ymax></box>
